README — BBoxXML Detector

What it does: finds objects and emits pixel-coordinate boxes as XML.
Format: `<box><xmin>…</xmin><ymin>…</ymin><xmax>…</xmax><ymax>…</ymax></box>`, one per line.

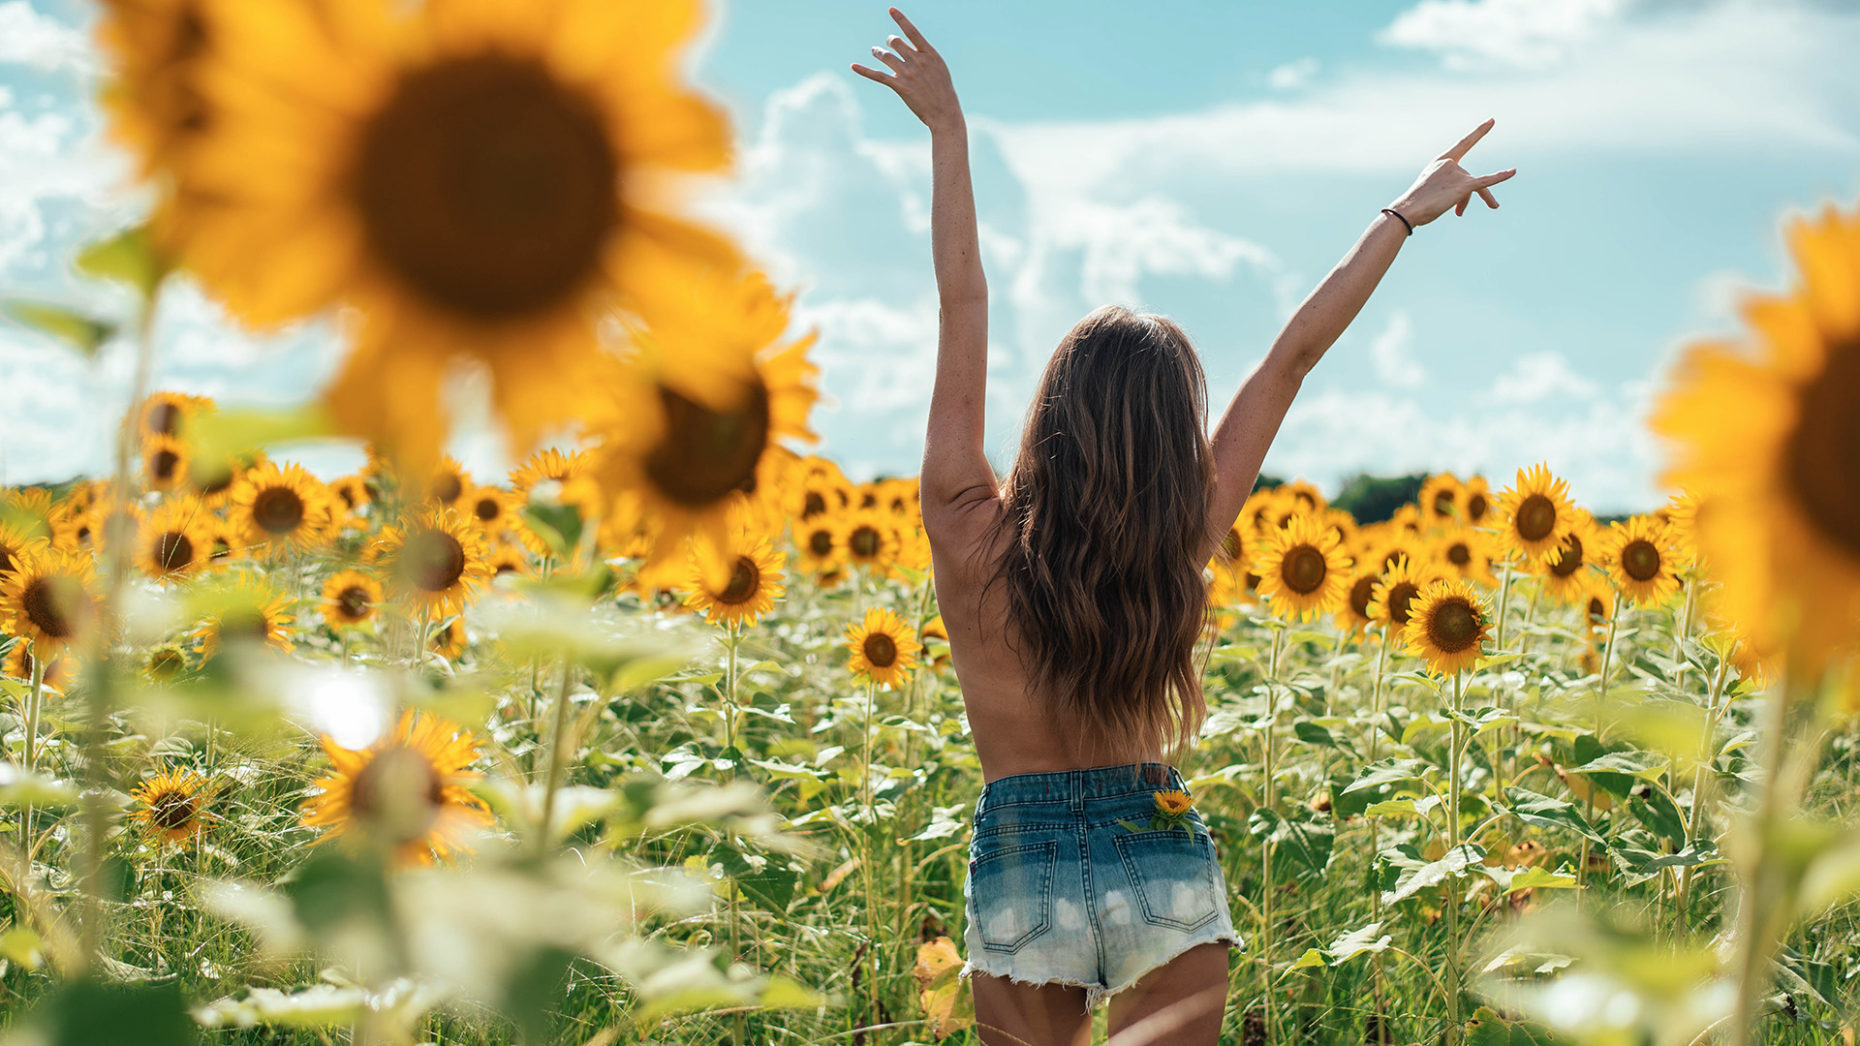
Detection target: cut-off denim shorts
<box><xmin>960</xmin><ymin>763</ymin><xmax>1242</xmax><ymax>1010</ymax></box>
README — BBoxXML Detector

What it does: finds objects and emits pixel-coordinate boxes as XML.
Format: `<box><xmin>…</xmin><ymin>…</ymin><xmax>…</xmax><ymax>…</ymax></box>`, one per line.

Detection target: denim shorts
<box><xmin>960</xmin><ymin>763</ymin><xmax>1242</xmax><ymax>1009</ymax></box>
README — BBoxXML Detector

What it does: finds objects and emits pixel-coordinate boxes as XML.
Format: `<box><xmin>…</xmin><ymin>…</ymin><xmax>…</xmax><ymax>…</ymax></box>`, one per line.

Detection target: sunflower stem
<box><xmin>858</xmin><ymin>677</ymin><xmax>881</xmax><ymax>1028</ymax></box>
<box><xmin>1367</xmin><ymin>630</ymin><xmax>1392</xmax><ymax>1040</ymax></box>
<box><xmin>1260</xmin><ymin>624</ymin><xmax>1284</xmax><ymax>1044</ymax></box>
<box><xmin>1578</xmin><ymin>605</ymin><xmax>1621</xmax><ymax>894</ymax></box>
<box><xmin>1444</xmin><ymin>668</ymin><xmax>1465</xmax><ymax>1046</ymax></box>
<box><xmin>1675</xmin><ymin>653</ymin><xmax>1730</xmax><ymax>930</ymax></box>
<box><xmin>536</xmin><ymin>659</ymin><xmax>575</xmax><ymax>858</ymax></box>
<box><xmin>19</xmin><ymin>650</ymin><xmax>45</xmax><ymax>858</ymax></box>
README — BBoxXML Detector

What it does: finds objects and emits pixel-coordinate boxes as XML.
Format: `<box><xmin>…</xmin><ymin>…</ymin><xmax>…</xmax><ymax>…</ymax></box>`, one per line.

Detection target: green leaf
<box><xmin>713</xmin><ymin>844</ymin><xmax>800</xmax><ymax>914</ymax></box>
<box><xmin>75</xmin><ymin>224</ymin><xmax>168</xmax><ymax>298</ymax></box>
<box><xmin>1292</xmin><ymin>719</ymin><xmax>1336</xmax><ymax>747</ymax></box>
<box><xmin>1364</xmin><ymin>795</ymin><xmax>1441</xmax><ymax>819</ymax></box>
<box><xmin>1342</xmin><ymin>758</ymin><xmax>1430</xmax><ymax>795</ymax></box>
<box><xmin>25</xmin><ymin>978</ymin><xmax>199</xmax><ymax>1046</ymax></box>
<box><xmin>3</xmin><ymin>300</ymin><xmax>115</xmax><ymax>357</ymax></box>
<box><xmin>1380</xmin><ymin>842</ymin><xmax>1484</xmax><ymax>906</ymax></box>
<box><xmin>1503</xmin><ymin>786</ymin><xmax>1607</xmax><ymax>846</ymax></box>
<box><xmin>1248</xmin><ymin>807</ymin><xmax>1334</xmax><ymax>874</ymax></box>
<box><xmin>1628</xmin><ymin>789</ymin><xmax>1686</xmax><ymax>846</ymax></box>
<box><xmin>1496</xmin><ymin>865</ymin><xmax>1580</xmax><ymax>894</ymax></box>
<box><xmin>1326</xmin><ymin>921</ymin><xmax>1391</xmax><ymax>964</ymax></box>
<box><xmin>1571</xmin><ymin>750</ymin><xmax>1669</xmax><ymax>781</ymax></box>
<box><xmin>1284</xmin><ymin>948</ymin><xmax>1327</xmax><ymax>974</ymax></box>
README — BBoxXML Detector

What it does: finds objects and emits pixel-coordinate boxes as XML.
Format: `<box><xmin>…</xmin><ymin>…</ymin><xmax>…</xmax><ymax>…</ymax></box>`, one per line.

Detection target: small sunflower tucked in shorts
<box><xmin>1149</xmin><ymin>789</ymin><xmax>1196</xmax><ymax>833</ymax></box>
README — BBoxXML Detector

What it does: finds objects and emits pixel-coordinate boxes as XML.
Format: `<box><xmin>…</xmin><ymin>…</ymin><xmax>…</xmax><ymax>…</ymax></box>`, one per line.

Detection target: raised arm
<box><xmin>1198</xmin><ymin>120</ymin><xmax>1516</xmax><ymax>562</ymax></box>
<box><xmin>852</xmin><ymin>9</ymin><xmax>994</xmax><ymax>527</ymax></box>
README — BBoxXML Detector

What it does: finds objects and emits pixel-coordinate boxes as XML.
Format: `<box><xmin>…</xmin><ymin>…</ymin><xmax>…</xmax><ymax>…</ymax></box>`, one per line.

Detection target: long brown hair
<box><xmin>981</xmin><ymin>305</ymin><xmax>1216</xmax><ymax>761</ymax></box>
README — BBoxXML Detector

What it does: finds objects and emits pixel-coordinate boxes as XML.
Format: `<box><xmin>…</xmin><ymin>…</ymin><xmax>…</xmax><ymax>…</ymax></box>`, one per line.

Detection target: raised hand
<box><xmin>850</xmin><ymin>8</ymin><xmax>963</xmax><ymax>134</ymax></box>
<box><xmin>1388</xmin><ymin>119</ymin><xmax>1517</xmax><ymax>227</ymax></box>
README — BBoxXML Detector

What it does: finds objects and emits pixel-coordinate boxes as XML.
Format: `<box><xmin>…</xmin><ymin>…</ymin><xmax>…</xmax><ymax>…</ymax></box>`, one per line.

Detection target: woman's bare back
<box><xmin>926</xmin><ymin>490</ymin><xmax>1165</xmax><ymax>781</ymax></box>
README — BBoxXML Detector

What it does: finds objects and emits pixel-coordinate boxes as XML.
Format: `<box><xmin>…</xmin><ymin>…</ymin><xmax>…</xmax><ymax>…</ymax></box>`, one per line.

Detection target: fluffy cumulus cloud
<box><xmin>1379</xmin><ymin>0</ymin><xmax>1632</xmax><ymax>70</ymax></box>
<box><xmin>0</xmin><ymin>1</ymin><xmax>91</xmax><ymax>73</ymax></box>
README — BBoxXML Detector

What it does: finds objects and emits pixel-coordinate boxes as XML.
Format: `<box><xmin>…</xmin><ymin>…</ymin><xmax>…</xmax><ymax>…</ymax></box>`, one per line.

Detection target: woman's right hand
<box><xmin>850</xmin><ymin>8</ymin><xmax>964</xmax><ymax>135</ymax></box>
<box><xmin>1388</xmin><ymin>119</ymin><xmax>1517</xmax><ymax>227</ymax></box>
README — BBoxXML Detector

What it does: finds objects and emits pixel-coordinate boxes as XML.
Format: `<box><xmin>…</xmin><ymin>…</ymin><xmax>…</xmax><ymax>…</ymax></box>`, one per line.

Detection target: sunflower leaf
<box><xmin>75</xmin><ymin>224</ymin><xmax>169</xmax><ymax>299</ymax></box>
<box><xmin>2</xmin><ymin>300</ymin><xmax>115</xmax><ymax>357</ymax></box>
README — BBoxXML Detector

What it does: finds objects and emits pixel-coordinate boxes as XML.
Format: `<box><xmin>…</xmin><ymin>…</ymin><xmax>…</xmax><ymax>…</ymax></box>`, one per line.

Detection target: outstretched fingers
<box><xmin>890</xmin><ymin>7</ymin><xmax>933</xmax><ymax>51</ymax></box>
<box><xmin>1440</xmin><ymin>118</ymin><xmax>1495</xmax><ymax>162</ymax></box>
<box><xmin>849</xmin><ymin>63</ymin><xmax>898</xmax><ymax>89</ymax></box>
<box><xmin>1474</xmin><ymin>168</ymin><xmax>1516</xmax><ymax>209</ymax></box>
<box><xmin>871</xmin><ymin>46</ymin><xmax>909</xmax><ymax>74</ymax></box>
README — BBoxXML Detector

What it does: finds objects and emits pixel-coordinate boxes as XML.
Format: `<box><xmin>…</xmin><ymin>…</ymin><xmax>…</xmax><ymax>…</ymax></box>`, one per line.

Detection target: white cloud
<box><xmin>0</xmin><ymin>2</ymin><xmax>91</xmax><ymax>73</ymax></box>
<box><xmin>1489</xmin><ymin>351</ymin><xmax>1600</xmax><ymax>404</ymax></box>
<box><xmin>1380</xmin><ymin>0</ymin><xmax>1631</xmax><ymax>70</ymax></box>
<box><xmin>1368</xmin><ymin>310</ymin><xmax>1425</xmax><ymax>388</ymax></box>
<box><xmin>1267</xmin><ymin>58</ymin><xmax>1320</xmax><ymax>91</ymax></box>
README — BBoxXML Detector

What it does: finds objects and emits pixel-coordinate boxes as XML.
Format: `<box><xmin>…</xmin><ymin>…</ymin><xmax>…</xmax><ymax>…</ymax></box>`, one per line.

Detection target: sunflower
<box><xmin>878</xmin><ymin>476</ymin><xmax>920</xmax><ymax>518</ymax></box>
<box><xmin>192</xmin><ymin>577</ymin><xmax>295</xmax><ymax>658</ymax></box>
<box><xmin>300</xmin><ymin>710</ymin><xmax>494</xmax><ymax>865</ymax></box>
<box><xmin>377</xmin><ymin>508</ymin><xmax>491</xmax><ymax>617</ymax></box>
<box><xmin>1462</xmin><ymin>476</ymin><xmax>1494</xmax><ymax>528</ymax></box>
<box><xmin>486</xmin><ymin>543</ymin><xmax>532</xmax><ymax>581</ymax></box>
<box><xmin>1582</xmin><ymin>576</ymin><xmax>1617</xmax><ymax>631</ymax></box>
<box><xmin>1664</xmin><ymin>489</ymin><xmax>1703</xmax><ymax>572</ymax></box>
<box><xmin>1403</xmin><ymin>579</ymin><xmax>1492</xmax><ymax>677</ymax></box>
<box><xmin>1154</xmin><ymin>789</ymin><xmax>1194</xmax><ymax>817</ymax></box>
<box><xmin>1432</xmin><ymin>525</ymin><xmax>1497</xmax><ymax>587</ymax></box>
<box><xmin>417</xmin><ymin>455</ymin><xmax>470</xmax><ymax>509</ymax></box>
<box><xmin>1334</xmin><ymin>565</ymin><xmax>1380</xmax><ymax>637</ymax></box>
<box><xmin>185</xmin><ymin>0</ymin><xmax>743</xmax><ymax>469</ymax></box>
<box><xmin>0</xmin><ymin>549</ymin><xmax>101</xmax><ymax>658</ymax></box>
<box><xmin>794</xmin><ymin>513</ymin><xmax>843</xmax><ymax>575</ymax></box>
<box><xmin>136</xmin><ymin>497</ymin><xmax>214</xmax><ymax>579</ymax></box>
<box><xmin>1651</xmin><ymin>203</ymin><xmax>1860</xmax><ymax>673</ymax></box>
<box><xmin>1494</xmin><ymin>464</ymin><xmax>1577</xmax><ymax>565</ymax></box>
<box><xmin>143</xmin><ymin>643</ymin><xmax>189</xmax><ymax>682</ymax></box>
<box><xmin>322</xmin><ymin>570</ymin><xmax>383</xmax><ymax>628</ymax></box>
<box><xmin>141</xmin><ymin>434</ymin><xmax>189</xmax><ymax>493</ymax></box>
<box><xmin>183</xmin><ymin>446</ymin><xmax>255</xmax><ymax>508</ymax></box>
<box><xmin>0</xmin><ymin>521</ymin><xmax>49</xmax><ymax>582</ymax></box>
<box><xmin>1536</xmin><ymin>509</ymin><xmax>1598</xmax><ymax>605</ymax></box>
<box><xmin>1367</xmin><ymin>555</ymin><xmax>1443</xmax><ymax>634</ymax></box>
<box><xmin>591</xmin><ymin>272</ymin><xmax>820</xmax><ymax>589</ymax></box>
<box><xmin>1418</xmin><ymin>472</ymin><xmax>1465</xmax><ymax>525</ymax></box>
<box><xmin>682</xmin><ymin>530</ymin><xmax>785</xmax><ymax>628</ymax></box>
<box><xmin>328</xmin><ymin>474</ymin><xmax>372</xmax><ymax>520</ymax></box>
<box><xmin>1278</xmin><ymin>479</ymin><xmax>1326</xmax><ymax>515</ymax></box>
<box><xmin>0</xmin><ymin>488</ymin><xmax>59</xmax><ymax>544</ymax></box>
<box><xmin>839</xmin><ymin>507</ymin><xmax>900</xmax><ymax>574</ymax></box>
<box><xmin>1599</xmin><ymin>515</ymin><xmax>1682</xmax><ymax>609</ymax></box>
<box><xmin>3</xmin><ymin>644</ymin><xmax>68</xmax><ymax>690</ymax></box>
<box><xmin>231</xmin><ymin>461</ymin><xmax>335</xmax><ymax>554</ymax></box>
<box><xmin>460</xmin><ymin>485</ymin><xmax>512</xmax><ymax>535</ymax></box>
<box><xmin>887</xmin><ymin>521</ymin><xmax>933</xmax><ymax>582</ymax></box>
<box><xmin>1251</xmin><ymin>513</ymin><xmax>1353</xmax><ymax>621</ymax></box>
<box><xmin>134</xmin><ymin>392</ymin><xmax>206</xmax><ymax>441</ymax></box>
<box><xmin>429</xmin><ymin>617</ymin><xmax>466</xmax><ymax>661</ymax></box>
<box><xmin>1388</xmin><ymin>503</ymin><xmax>1425</xmax><ymax>537</ymax></box>
<box><xmin>129</xmin><ymin>766</ymin><xmax>212</xmax><ymax>845</ymax></box>
<box><xmin>845</xmin><ymin>607</ymin><xmax>921</xmax><ymax>690</ymax></box>
<box><xmin>203</xmin><ymin>517</ymin><xmax>248</xmax><ymax>565</ymax></box>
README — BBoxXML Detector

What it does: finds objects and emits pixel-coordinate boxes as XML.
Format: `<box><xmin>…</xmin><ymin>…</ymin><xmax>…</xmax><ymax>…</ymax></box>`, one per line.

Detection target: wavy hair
<box><xmin>981</xmin><ymin>305</ymin><xmax>1217</xmax><ymax>762</ymax></box>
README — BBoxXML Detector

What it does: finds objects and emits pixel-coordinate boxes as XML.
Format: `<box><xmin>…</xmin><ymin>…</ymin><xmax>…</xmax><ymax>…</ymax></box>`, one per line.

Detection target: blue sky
<box><xmin>3</xmin><ymin>0</ymin><xmax>1859</xmax><ymax>512</ymax></box>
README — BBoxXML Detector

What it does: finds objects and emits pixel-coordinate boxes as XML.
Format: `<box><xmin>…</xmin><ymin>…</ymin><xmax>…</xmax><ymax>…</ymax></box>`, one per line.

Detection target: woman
<box><xmin>852</xmin><ymin>10</ymin><xmax>1515</xmax><ymax>1044</ymax></box>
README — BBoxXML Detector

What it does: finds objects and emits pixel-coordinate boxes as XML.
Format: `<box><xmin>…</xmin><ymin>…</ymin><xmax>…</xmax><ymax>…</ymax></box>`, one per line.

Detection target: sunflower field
<box><xmin>2</xmin><ymin>1</ymin><xmax>1858</xmax><ymax>1044</ymax></box>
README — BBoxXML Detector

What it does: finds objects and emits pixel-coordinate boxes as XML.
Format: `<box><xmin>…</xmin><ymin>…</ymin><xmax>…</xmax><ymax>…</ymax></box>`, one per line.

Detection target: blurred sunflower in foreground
<box><xmin>134</xmin><ymin>0</ymin><xmax>744</xmax><ymax>468</ymax></box>
<box><xmin>1652</xmin><ymin>202</ymin><xmax>1860</xmax><ymax>678</ymax></box>
<box><xmin>301</xmin><ymin>711</ymin><xmax>493</xmax><ymax>866</ymax></box>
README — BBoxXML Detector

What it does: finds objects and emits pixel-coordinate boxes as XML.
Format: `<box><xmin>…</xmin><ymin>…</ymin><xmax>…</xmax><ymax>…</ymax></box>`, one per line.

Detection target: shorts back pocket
<box><xmin>968</xmin><ymin>841</ymin><xmax>1058</xmax><ymax>953</ymax></box>
<box><xmin>1113</xmin><ymin>829</ymin><xmax>1221</xmax><ymax>932</ymax></box>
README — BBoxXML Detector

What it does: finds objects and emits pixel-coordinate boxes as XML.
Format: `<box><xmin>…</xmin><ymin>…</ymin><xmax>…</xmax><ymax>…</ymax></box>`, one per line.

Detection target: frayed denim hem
<box><xmin>962</xmin><ymin>931</ymin><xmax>1245</xmax><ymax>1013</ymax></box>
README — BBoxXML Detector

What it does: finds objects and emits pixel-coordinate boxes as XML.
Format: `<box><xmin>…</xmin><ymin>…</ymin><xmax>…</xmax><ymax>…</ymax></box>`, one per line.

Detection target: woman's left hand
<box><xmin>1388</xmin><ymin>119</ymin><xmax>1517</xmax><ymax>227</ymax></box>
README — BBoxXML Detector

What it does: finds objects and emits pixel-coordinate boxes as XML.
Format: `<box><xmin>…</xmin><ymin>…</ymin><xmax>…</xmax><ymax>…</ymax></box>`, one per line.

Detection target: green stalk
<box><xmin>536</xmin><ymin>661</ymin><xmax>575</xmax><ymax>858</ymax></box>
<box><xmin>1578</xmin><ymin>606</ymin><xmax>1621</xmax><ymax>893</ymax></box>
<box><xmin>857</xmin><ymin>678</ymin><xmax>881</xmax><ymax>1030</ymax></box>
<box><xmin>1675</xmin><ymin>655</ymin><xmax>1730</xmax><ymax>926</ymax></box>
<box><xmin>19</xmin><ymin>651</ymin><xmax>45</xmax><ymax>858</ymax></box>
<box><xmin>1444</xmin><ymin>669</ymin><xmax>1465</xmax><ymax>1046</ymax></box>
<box><xmin>1367</xmin><ymin>631</ymin><xmax>1392</xmax><ymax>1042</ymax></box>
<box><xmin>1260</xmin><ymin>624</ymin><xmax>1285</xmax><ymax>1044</ymax></box>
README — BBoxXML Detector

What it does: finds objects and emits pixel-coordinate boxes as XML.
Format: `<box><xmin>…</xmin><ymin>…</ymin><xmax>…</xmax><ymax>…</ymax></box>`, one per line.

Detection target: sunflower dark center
<box><xmin>22</xmin><ymin>576</ymin><xmax>79</xmax><ymax>639</ymax></box>
<box><xmin>1784</xmin><ymin>336</ymin><xmax>1860</xmax><ymax>559</ymax></box>
<box><xmin>1282</xmin><ymin>545</ymin><xmax>1327</xmax><ymax>595</ymax></box>
<box><xmin>1387</xmin><ymin>581</ymin><xmax>1420</xmax><ymax>626</ymax></box>
<box><xmin>643</xmin><ymin>381</ymin><xmax>770</xmax><ymax>508</ymax></box>
<box><xmin>849</xmin><ymin>525</ymin><xmax>882</xmax><ymax>560</ymax></box>
<box><xmin>1350</xmin><ymin>575</ymin><xmax>1376</xmax><ymax>618</ymax></box>
<box><xmin>718</xmin><ymin>556</ymin><xmax>759</xmax><ymax>604</ymax></box>
<box><xmin>802</xmin><ymin>492</ymin><xmax>828</xmax><ymax>519</ymax></box>
<box><xmin>1587</xmin><ymin>596</ymin><xmax>1608</xmax><ymax>622</ymax></box>
<box><xmin>154</xmin><ymin>531</ymin><xmax>194</xmax><ymax>572</ymax></box>
<box><xmin>1515</xmin><ymin>494</ymin><xmax>1556</xmax><ymax>543</ymax></box>
<box><xmin>148</xmin><ymin>402</ymin><xmax>182</xmax><ymax>436</ymax></box>
<box><xmin>430</xmin><ymin>473</ymin><xmax>463</xmax><ymax>505</ymax></box>
<box><xmin>220</xmin><ymin>608</ymin><xmax>271</xmax><ymax>642</ymax></box>
<box><xmin>404</xmin><ymin>529</ymin><xmax>466</xmax><ymax>592</ymax></box>
<box><xmin>808</xmin><ymin>529</ymin><xmax>834</xmax><ymax>557</ymax></box>
<box><xmin>1447</xmin><ymin>542</ymin><xmax>1471</xmax><ymax>567</ymax></box>
<box><xmin>473</xmin><ymin>496</ymin><xmax>501</xmax><ymax>523</ymax></box>
<box><xmin>150</xmin><ymin>789</ymin><xmax>198</xmax><ymax>832</ymax></box>
<box><xmin>337</xmin><ymin>585</ymin><xmax>373</xmax><ymax>620</ymax></box>
<box><xmin>863</xmin><ymin>632</ymin><xmax>897</xmax><ymax>668</ymax></box>
<box><xmin>1466</xmin><ymin>493</ymin><xmax>1489</xmax><ymax>521</ymax></box>
<box><xmin>148</xmin><ymin>648</ymin><xmax>184</xmax><ymax>679</ymax></box>
<box><xmin>1433</xmin><ymin>491</ymin><xmax>1456</xmax><ymax>516</ymax></box>
<box><xmin>1550</xmin><ymin>534</ymin><xmax>1585</xmax><ymax>578</ymax></box>
<box><xmin>194</xmin><ymin>460</ymin><xmax>234</xmax><ymax>496</ymax></box>
<box><xmin>1426</xmin><ymin>598</ymin><xmax>1482</xmax><ymax>653</ymax></box>
<box><xmin>252</xmin><ymin>487</ymin><xmax>306</xmax><ymax>534</ymax></box>
<box><xmin>1622</xmin><ymin>539</ymin><xmax>1662</xmax><ymax>582</ymax></box>
<box><xmin>150</xmin><ymin>449</ymin><xmax>180</xmax><ymax>482</ymax></box>
<box><xmin>353</xmin><ymin>53</ymin><xmax>618</xmax><ymax>321</ymax></box>
<box><xmin>349</xmin><ymin>745</ymin><xmax>444</xmax><ymax>845</ymax></box>
<box><xmin>1221</xmin><ymin>529</ymin><xmax>1242</xmax><ymax>562</ymax></box>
